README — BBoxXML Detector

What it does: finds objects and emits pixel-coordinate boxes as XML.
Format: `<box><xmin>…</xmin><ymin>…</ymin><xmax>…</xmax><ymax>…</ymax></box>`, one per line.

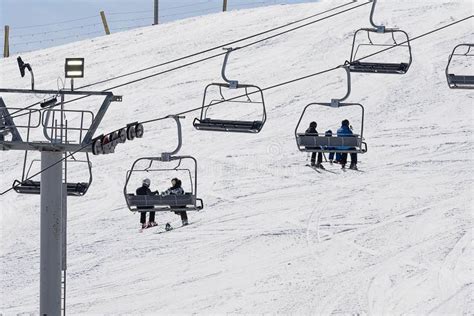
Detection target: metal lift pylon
<box><xmin>0</xmin><ymin>87</ymin><xmax>125</xmax><ymax>316</ymax></box>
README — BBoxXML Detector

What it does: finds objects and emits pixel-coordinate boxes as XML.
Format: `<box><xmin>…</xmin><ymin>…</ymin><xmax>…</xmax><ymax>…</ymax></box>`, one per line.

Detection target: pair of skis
<box><xmin>306</xmin><ymin>164</ymin><xmax>336</xmax><ymax>174</ymax></box>
<box><xmin>306</xmin><ymin>164</ymin><xmax>363</xmax><ymax>174</ymax></box>
<box><xmin>139</xmin><ymin>221</ymin><xmax>189</xmax><ymax>233</ymax></box>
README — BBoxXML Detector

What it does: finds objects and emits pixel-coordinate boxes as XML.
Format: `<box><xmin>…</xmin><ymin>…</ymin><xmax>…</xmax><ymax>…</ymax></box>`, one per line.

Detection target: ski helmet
<box><xmin>310</xmin><ymin>121</ymin><xmax>317</xmax><ymax>128</ymax></box>
<box><xmin>342</xmin><ymin>119</ymin><xmax>350</xmax><ymax>126</ymax></box>
<box><xmin>142</xmin><ymin>178</ymin><xmax>151</xmax><ymax>187</ymax></box>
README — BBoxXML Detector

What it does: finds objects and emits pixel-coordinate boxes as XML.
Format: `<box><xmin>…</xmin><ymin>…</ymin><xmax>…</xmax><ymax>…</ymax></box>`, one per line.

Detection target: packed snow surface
<box><xmin>1</xmin><ymin>0</ymin><xmax>473</xmax><ymax>314</ymax></box>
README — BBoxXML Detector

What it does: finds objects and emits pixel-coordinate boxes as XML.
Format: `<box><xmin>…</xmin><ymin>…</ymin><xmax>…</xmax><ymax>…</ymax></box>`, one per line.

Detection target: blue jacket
<box><xmin>337</xmin><ymin>125</ymin><xmax>353</xmax><ymax>137</ymax></box>
<box><xmin>337</xmin><ymin>125</ymin><xmax>354</xmax><ymax>150</ymax></box>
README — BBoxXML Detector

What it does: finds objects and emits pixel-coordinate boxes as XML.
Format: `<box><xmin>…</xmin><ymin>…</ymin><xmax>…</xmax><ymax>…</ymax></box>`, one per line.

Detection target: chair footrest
<box><xmin>13</xmin><ymin>180</ymin><xmax>89</xmax><ymax>196</ymax></box>
<box><xmin>349</xmin><ymin>62</ymin><xmax>409</xmax><ymax>74</ymax></box>
<box><xmin>194</xmin><ymin>119</ymin><xmax>263</xmax><ymax>133</ymax></box>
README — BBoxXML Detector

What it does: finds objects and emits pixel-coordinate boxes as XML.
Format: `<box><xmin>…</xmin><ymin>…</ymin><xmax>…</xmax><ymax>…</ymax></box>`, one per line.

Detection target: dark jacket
<box><xmin>305</xmin><ymin>126</ymin><xmax>320</xmax><ymax>151</ymax></box>
<box><xmin>136</xmin><ymin>185</ymin><xmax>153</xmax><ymax>196</ymax></box>
<box><xmin>136</xmin><ymin>185</ymin><xmax>155</xmax><ymax>209</ymax></box>
<box><xmin>305</xmin><ymin>126</ymin><xmax>319</xmax><ymax>136</ymax></box>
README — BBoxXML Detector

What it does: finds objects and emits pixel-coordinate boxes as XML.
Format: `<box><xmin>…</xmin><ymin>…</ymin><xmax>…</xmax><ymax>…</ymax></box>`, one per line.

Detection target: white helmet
<box><xmin>142</xmin><ymin>178</ymin><xmax>151</xmax><ymax>187</ymax></box>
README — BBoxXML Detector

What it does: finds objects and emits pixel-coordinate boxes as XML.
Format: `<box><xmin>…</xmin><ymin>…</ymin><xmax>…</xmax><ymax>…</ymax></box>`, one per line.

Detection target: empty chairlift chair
<box><xmin>11</xmin><ymin>104</ymin><xmax>94</xmax><ymax>196</ymax></box>
<box><xmin>13</xmin><ymin>153</ymin><xmax>93</xmax><ymax>196</ymax></box>
<box><xmin>446</xmin><ymin>44</ymin><xmax>474</xmax><ymax>89</ymax></box>
<box><xmin>295</xmin><ymin>66</ymin><xmax>368</xmax><ymax>155</ymax></box>
<box><xmin>348</xmin><ymin>0</ymin><xmax>412</xmax><ymax>74</ymax></box>
<box><xmin>193</xmin><ymin>48</ymin><xmax>266</xmax><ymax>133</ymax></box>
<box><xmin>124</xmin><ymin>116</ymin><xmax>204</xmax><ymax>212</ymax></box>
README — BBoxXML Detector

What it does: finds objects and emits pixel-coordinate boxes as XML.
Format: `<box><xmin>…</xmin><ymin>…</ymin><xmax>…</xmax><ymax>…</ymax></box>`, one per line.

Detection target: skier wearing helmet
<box><xmin>162</xmin><ymin>178</ymin><xmax>188</xmax><ymax>226</ymax></box>
<box><xmin>136</xmin><ymin>178</ymin><xmax>158</xmax><ymax>229</ymax></box>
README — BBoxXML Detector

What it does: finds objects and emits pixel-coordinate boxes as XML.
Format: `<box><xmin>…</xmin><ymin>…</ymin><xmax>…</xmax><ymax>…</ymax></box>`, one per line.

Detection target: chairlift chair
<box><xmin>13</xmin><ymin>153</ymin><xmax>93</xmax><ymax>196</ymax></box>
<box><xmin>193</xmin><ymin>48</ymin><xmax>267</xmax><ymax>133</ymax></box>
<box><xmin>295</xmin><ymin>66</ymin><xmax>368</xmax><ymax>154</ymax></box>
<box><xmin>11</xmin><ymin>100</ymin><xmax>95</xmax><ymax>196</ymax></box>
<box><xmin>348</xmin><ymin>0</ymin><xmax>412</xmax><ymax>74</ymax></box>
<box><xmin>446</xmin><ymin>44</ymin><xmax>474</xmax><ymax>89</ymax></box>
<box><xmin>124</xmin><ymin>116</ymin><xmax>204</xmax><ymax>212</ymax></box>
<box><xmin>124</xmin><ymin>156</ymin><xmax>203</xmax><ymax>212</ymax></box>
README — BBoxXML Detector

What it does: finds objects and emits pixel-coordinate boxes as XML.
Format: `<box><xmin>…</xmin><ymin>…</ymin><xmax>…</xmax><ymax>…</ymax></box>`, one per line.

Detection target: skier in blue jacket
<box><xmin>337</xmin><ymin>119</ymin><xmax>358</xmax><ymax>170</ymax></box>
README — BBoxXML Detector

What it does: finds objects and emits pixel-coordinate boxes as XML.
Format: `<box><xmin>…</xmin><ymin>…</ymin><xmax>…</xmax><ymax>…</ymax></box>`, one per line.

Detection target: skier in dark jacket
<box><xmin>136</xmin><ymin>178</ymin><xmax>158</xmax><ymax>229</ymax></box>
<box><xmin>162</xmin><ymin>178</ymin><xmax>189</xmax><ymax>226</ymax></box>
<box><xmin>337</xmin><ymin>119</ymin><xmax>358</xmax><ymax>170</ymax></box>
<box><xmin>305</xmin><ymin>121</ymin><xmax>325</xmax><ymax>169</ymax></box>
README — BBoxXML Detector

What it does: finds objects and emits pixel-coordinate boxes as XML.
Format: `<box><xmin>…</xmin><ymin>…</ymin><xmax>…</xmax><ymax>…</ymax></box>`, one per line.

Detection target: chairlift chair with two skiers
<box><xmin>193</xmin><ymin>48</ymin><xmax>267</xmax><ymax>133</ymax></box>
<box><xmin>124</xmin><ymin>116</ymin><xmax>204</xmax><ymax>212</ymax></box>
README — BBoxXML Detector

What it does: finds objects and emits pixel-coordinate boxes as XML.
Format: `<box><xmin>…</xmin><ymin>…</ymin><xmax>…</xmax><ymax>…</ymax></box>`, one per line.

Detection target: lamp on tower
<box><xmin>65</xmin><ymin>58</ymin><xmax>84</xmax><ymax>91</ymax></box>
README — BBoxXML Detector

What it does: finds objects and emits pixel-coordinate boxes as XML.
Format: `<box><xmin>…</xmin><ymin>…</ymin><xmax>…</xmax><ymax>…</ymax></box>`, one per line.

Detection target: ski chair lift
<box><xmin>193</xmin><ymin>47</ymin><xmax>266</xmax><ymax>133</ymax></box>
<box><xmin>349</xmin><ymin>0</ymin><xmax>412</xmax><ymax>74</ymax></box>
<box><xmin>124</xmin><ymin>116</ymin><xmax>204</xmax><ymax>212</ymax></box>
<box><xmin>13</xmin><ymin>153</ymin><xmax>93</xmax><ymax>196</ymax></box>
<box><xmin>11</xmin><ymin>106</ymin><xmax>94</xmax><ymax>196</ymax></box>
<box><xmin>295</xmin><ymin>65</ymin><xmax>367</xmax><ymax>154</ymax></box>
<box><xmin>446</xmin><ymin>44</ymin><xmax>474</xmax><ymax>89</ymax></box>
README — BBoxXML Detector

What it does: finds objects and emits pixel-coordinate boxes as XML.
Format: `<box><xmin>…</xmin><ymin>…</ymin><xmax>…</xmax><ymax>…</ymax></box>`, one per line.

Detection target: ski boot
<box><xmin>165</xmin><ymin>223</ymin><xmax>173</xmax><ymax>231</ymax></box>
<box><xmin>315</xmin><ymin>163</ymin><xmax>325</xmax><ymax>170</ymax></box>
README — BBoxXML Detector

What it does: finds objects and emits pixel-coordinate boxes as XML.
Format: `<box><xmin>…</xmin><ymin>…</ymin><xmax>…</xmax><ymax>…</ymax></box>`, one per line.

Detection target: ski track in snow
<box><xmin>1</xmin><ymin>0</ymin><xmax>473</xmax><ymax>314</ymax></box>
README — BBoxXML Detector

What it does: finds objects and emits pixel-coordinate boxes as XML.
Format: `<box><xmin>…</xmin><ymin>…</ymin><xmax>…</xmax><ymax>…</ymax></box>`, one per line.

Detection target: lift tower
<box><xmin>0</xmin><ymin>84</ymin><xmax>137</xmax><ymax>315</ymax></box>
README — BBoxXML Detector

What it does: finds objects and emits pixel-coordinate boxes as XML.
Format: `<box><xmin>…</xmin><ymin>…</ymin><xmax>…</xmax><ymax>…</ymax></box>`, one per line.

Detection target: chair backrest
<box><xmin>449</xmin><ymin>74</ymin><xmax>474</xmax><ymax>85</ymax></box>
<box><xmin>195</xmin><ymin>118</ymin><xmax>263</xmax><ymax>133</ymax></box>
<box><xmin>128</xmin><ymin>193</ymin><xmax>195</xmax><ymax>207</ymax></box>
<box><xmin>297</xmin><ymin>135</ymin><xmax>361</xmax><ymax>148</ymax></box>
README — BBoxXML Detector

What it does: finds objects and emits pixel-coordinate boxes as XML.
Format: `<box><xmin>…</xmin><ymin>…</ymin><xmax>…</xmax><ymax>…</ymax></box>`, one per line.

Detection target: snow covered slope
<box><xmin>1</xmin><ymin>0</ymin><xmax>473</xmax><ymax>314</ymax></box>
